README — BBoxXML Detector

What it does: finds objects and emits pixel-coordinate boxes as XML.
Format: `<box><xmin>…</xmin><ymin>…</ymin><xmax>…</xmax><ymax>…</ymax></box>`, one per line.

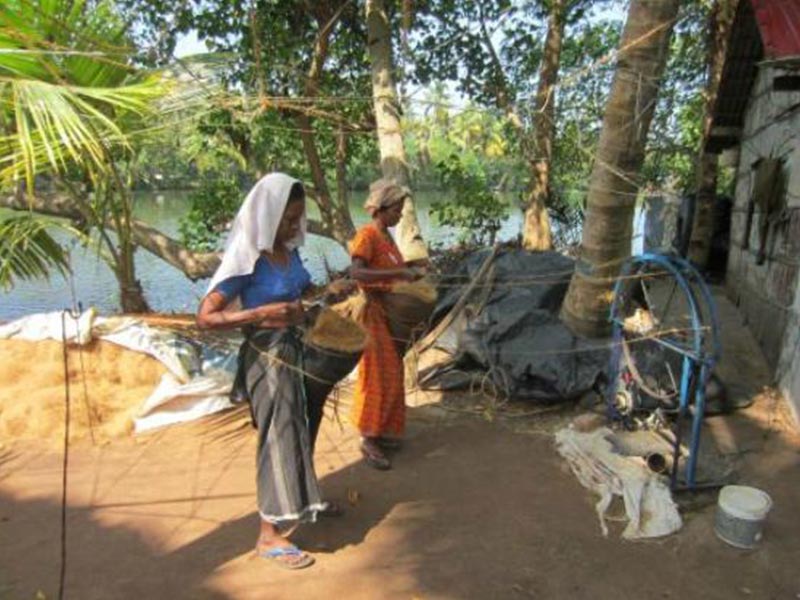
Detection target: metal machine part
<box><xmin>607</xmin><ymin>253</ymin><xmax>721</xmax><ymax>490</ymax></box>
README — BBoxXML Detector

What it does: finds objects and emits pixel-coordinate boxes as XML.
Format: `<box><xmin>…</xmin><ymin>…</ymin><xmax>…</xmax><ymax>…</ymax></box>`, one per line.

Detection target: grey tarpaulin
<box><xmin>417</xmin><ymin>249</ymin><xmax>609</xmax><ymax>402</ymax></box>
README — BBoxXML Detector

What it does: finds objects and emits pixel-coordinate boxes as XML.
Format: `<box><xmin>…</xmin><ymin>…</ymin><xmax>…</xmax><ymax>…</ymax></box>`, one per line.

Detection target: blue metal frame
<box><xmin>607</xmin><ymin>252</ymin><xmax>721</xmax><ymax>490</ymax></box>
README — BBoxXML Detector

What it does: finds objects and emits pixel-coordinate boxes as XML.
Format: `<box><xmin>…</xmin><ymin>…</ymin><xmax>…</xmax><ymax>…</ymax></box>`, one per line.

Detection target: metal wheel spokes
<box><xmin>609</xmin><ymin>254</ymin><xmax>720</xmax><ymax>415</ymax></box>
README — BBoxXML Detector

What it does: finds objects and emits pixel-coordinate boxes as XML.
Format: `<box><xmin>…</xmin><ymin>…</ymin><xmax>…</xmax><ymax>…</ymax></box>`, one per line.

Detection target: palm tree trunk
<box><xmin>522</xmin><ymin>0</ymin><xmax>566</xmax><ymax>251</ymax></box>
<box><xmin>366</xmin><ymin>0</ymin><xmax>428</xmax><ymax>262</ymax></box>
<box><xmin>688</xmin><ymin>0</ymin><xmax>739</xmax><ymax>268</ymax></box>
<box><xmin>106</xmin><ymin>174</ymin><xmax>151</xmax><ymax>313</ymax></box>
<box><xmin>561</xmin><ymin>0</ymin><xmax>681</xmax><ymax>338</ymax></box>
<box><xmin>117</xmin><ymin>232</ymin><xmax>150</xmax><ymax>313</ymax></box>
<box><xmin>117</xmin><ymin>253</ymin><xmax>150</xmax><ymax>313</ymax></box>
<box><xmin>689</xmin><ymin>152</ymin><xmax>719</xmax><ymax>265</ymax></box>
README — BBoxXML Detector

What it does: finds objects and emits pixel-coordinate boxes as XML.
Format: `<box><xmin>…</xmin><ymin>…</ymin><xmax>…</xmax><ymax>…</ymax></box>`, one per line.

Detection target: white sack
<box><xmin>555</xmin><ymin>426</ymin><xmax>682</xmax><ymax>539</ymax></box>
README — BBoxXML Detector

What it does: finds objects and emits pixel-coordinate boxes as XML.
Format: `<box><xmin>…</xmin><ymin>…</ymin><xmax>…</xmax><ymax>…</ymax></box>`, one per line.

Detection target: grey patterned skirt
<box><xmin>240</xmin><ymin>328</ymin><xmax>326</xmax><ymax>524</ymax></box>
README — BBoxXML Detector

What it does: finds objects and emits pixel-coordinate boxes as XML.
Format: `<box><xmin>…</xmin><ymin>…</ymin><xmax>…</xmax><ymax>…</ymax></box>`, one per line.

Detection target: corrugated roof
<box><xmin>751</xmin><ymin>0</ymin><xmax>800</xmax><ymax>59</ymax></box>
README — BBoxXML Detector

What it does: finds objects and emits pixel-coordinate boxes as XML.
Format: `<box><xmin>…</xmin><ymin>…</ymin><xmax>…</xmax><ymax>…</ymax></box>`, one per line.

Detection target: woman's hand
<box><xmin>255</xmin><ymin>300</ymin><xmax>305</xmax><ymax>328</ymax></box>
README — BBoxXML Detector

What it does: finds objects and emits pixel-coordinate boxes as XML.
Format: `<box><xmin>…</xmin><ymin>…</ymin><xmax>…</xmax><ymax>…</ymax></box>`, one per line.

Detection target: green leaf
<box><xmin>0</xmin><ymin>215</ymin><xmax>73</xmax><ymax>290</ymax></box>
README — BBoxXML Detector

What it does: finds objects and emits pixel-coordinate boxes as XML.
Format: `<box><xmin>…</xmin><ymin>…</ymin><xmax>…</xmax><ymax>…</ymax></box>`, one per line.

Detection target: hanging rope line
<box><xmin>58</xmin><ymin>309</ymin><xmax>71</xmax><ymax>600</ymax></box>
<box><xmin>66</xmin><ymin>246</ymin><xmax>97</xmax><ymax>447</ymax></box>
<box><xmin>54</xmin><ymin>248</ymin><xmax>93</xmax><ymax>600</ymax></box>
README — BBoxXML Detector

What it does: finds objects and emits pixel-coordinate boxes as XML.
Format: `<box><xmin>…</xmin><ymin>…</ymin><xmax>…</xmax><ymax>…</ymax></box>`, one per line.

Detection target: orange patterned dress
<box><xmin>349</xmin><ymin>223</ymin><xmax>406</xmax><ymax>438</ymax></box>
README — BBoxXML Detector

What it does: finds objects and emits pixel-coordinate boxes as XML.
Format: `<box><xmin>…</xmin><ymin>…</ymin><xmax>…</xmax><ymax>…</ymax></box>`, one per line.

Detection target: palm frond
<box><xmin>0</xmin><ymin>76</ymin><xmax>177</xmax><ymax>187</ymax></box>
<box><xmin>0</xmin><ymin>215</ymin><xmax>76</xmax><ymax>290</ymax></box>
<box><xmin>0</xmin><ymin>0</ymin><xmax>176</xmax><ymax>189</ymax></box>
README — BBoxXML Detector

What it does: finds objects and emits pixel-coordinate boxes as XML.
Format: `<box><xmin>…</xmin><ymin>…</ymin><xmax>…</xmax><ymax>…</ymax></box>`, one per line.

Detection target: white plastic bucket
<box><xmin>714</xmin><ymin>485</ymin><xmax>772</xmax><ymax>549</ymax></box>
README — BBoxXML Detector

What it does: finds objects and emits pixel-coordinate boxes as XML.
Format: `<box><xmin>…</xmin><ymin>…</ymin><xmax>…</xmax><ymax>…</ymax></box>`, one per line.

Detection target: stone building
<box><xmin>708</xmin><ymin>0</ymin><xmax>800</xmax><ymax>423</ymax></box>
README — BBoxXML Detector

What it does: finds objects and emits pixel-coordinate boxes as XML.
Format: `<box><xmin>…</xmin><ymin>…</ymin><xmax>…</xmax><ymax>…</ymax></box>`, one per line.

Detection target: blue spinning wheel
<box><xmin>607</xmin><ymin>253</ymin><xmax>721</xmax><ymax>490</ymax></box>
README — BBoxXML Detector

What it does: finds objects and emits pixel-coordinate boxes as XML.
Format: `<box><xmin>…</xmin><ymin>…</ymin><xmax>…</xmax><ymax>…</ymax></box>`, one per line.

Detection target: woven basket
<box><xmin>382</xmin><ymin>278</ymin><xmax>438</xmax><ymax>351</ymax></box>
<box><xmin>302</xmin><ymin>307</ymin><xmax>365</xmax><ymax>399</ymax></box>
<box><xmin>304</xmin><ymin>306</ymin><xmax>366</xmax><ymax>354</ymax></box>
<box><xmin>330</xmin><ymin>292</ymin><xmax>367</xmax><ymax>324</ymax></box>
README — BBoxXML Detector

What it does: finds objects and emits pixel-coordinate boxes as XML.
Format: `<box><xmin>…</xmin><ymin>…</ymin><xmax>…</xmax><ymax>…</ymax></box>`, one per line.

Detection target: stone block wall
<box><xmin>725</xmin><ymin>66</ymin><xmax>800</xmax><ymax>424</ymax></box>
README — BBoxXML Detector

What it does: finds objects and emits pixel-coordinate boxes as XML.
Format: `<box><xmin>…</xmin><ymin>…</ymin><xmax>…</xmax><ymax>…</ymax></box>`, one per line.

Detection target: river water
<box><xmin>0</xmin><ymin>190</ymin><xmax>531</xmax><ymax>320</ymax></box>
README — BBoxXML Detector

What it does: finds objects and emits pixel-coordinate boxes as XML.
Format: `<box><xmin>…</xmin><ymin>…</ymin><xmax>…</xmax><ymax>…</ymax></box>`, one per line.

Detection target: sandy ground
<box><xmin>1</xmin><ymin>290</ymin><xmax>799</xmax><ymax>600</ymax></box>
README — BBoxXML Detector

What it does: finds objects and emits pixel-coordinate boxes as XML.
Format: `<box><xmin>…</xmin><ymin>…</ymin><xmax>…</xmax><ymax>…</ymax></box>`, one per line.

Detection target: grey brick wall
<box><xmin>725</xmin><ymin>66</ymin><xmax>800</xmax><ymax>424</ymax></box>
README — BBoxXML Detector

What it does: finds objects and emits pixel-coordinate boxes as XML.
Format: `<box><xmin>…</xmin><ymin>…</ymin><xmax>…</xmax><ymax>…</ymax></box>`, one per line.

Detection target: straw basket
<box><xmin>382</xmin><ymin>278</ymin><xmax>438</xmax><ymax>354</ymax></box>
<box><xmin>302</xmin><ymin>307</ymin><xmax>366</xmax><ymax>400</ymax></box>
<box><xmin>330</xmin><ymin>292</ymin><xmax>367</xmax><ymax>324</ymax></box>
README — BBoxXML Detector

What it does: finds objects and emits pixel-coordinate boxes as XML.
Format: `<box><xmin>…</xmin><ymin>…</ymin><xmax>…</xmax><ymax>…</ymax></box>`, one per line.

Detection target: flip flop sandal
<box><xmin>258</xmin><ymin>544</ymin><xmax>315</xmax><ymax>570</ymax></box>
<box><xmin>319</xmin><ymin>500</ymin><xmax>344</xmax><ymax>517</ymax></box>
<box><xmin>360</xmin><ymin>443</ymin><xmax>392</xmax><ymax>470</ymax></box>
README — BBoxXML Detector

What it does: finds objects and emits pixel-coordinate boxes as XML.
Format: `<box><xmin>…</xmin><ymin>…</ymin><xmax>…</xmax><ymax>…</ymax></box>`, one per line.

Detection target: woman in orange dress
<box><xmin>349</xmin><ymin>180</ymin><xmax>422</xmax><ymax>470</ymax></box>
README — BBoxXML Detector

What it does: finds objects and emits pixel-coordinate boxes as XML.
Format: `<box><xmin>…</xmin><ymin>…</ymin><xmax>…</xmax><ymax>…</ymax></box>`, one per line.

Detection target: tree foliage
<box><xmin>642</xmin><ymin>0</ymin><xmax>710</xmax><ymax>191</ymax></box>
<box><xmin>0</xmin><ymin>215</ymin><xmax>74</xmax><ymax>290</ymax></box>
<box><xmin>120</xmin><ymin>0</ymin><xmax>377</xmax><ymax>244</ymax></box>
<box><xmin>0</xmin><ymin>0</ymin><xmax>183</xmax><ymax>310</ymax></box>
<box><xmin>432</xmin><ymin>154</ymin><xmax>510</xmax><ymax>247</ymax></box>
<box><xmin>179</xmin><ymin>175</ymin><xmax>241</xmax><ymax>252</ymax></box>
<box><xmin>405</xmin><ymin>85</ymin><xmax>525</xmax><ymax>189</ymax></box>
<box><xmin>409</xmin><ymin>0</ymin><xmax>711</xmax><ymax>203</ymax></box>
<box><xmin>0</xmin><ymin>0</ymin><xmax>724</xmax><ymax>314</ymax></box>
<box><xmin>0</xmin><ymin>0</ymin><xmax>166</xmax><ymax>190</ymax></box>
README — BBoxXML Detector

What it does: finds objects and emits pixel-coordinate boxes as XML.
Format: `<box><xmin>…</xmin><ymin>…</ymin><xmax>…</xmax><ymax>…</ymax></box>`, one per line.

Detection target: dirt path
<box><xmin>1</xmin><ymin>290</ymin><xmax>799</xmax><ymax>599</ymax></box>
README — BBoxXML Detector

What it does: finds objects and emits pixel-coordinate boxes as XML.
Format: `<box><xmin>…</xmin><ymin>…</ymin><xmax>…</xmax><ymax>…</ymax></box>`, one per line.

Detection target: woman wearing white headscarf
<box><xmin>197</xmin><ymin>172</ymin><xmax>343</xmax><ymax>570</ymax></box>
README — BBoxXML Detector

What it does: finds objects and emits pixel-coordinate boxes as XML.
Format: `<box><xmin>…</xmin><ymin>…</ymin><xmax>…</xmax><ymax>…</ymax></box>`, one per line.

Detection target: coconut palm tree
<box><xmin>0</xmin><ymin>0</ymin><xmax>176</xmax><ymax>311</ymax></box>
<box><xmin>560</xmin><ymin>0</ymin><xmax>681</xmax><ymax>337</ymax></box>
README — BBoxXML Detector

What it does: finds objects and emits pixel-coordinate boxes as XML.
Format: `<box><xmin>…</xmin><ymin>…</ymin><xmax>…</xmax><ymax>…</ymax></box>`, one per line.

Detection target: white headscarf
<box><xmin>206</xmin><ymin>172</ymin><xmax>306</xmax><ymax>294</ymax></box>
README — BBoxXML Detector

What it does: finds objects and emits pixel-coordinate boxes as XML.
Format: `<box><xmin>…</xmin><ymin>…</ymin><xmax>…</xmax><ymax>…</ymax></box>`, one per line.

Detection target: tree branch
<box><xmin>1</xmin><ymin>191</ymin><xmax>338</xmax><ymax>279</ymax></box>
<box><xmin>1</xmin><ymin>191</ymin><xmax>221</xmax><ymax>280</ymax></box>
<box><xmin>258</xmin><ymin>97</ymin><xmax>374</xmax><ymax>132</ymax></box>
<box><xmin>477</xmin><ymin>7</ymin><xmax>523</xmax><ymax>132</ymax></box>
<box><xmin>292</xmin><ymin>5</ymin><xmax>356</xmax><ymax>245</ymax></box>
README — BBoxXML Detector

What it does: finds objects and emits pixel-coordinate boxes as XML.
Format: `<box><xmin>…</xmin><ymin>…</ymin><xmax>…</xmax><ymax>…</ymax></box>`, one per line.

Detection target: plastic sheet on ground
<box><xmin>0</xmin><ymin>310</ymin><xmax>238</xmax><ymax>431</ymax></box>
<box><xmin>0</xmin><ymin>308</ymin><xmax>98</xmax><ymax>345</ymax></box>
<box><xmin>555</xmin><ymin>426</ymin><xmax>682</xmax><ymax>539</ymax></box>
<box><xmin>417</xmin><ymin>249</ymin><xmax>608</xmax><ymax>402</ymax></box>
<box><xmin>136</xmin><ymin>370</ymin><xmax>234</xmax><ymax>432</ymax></box>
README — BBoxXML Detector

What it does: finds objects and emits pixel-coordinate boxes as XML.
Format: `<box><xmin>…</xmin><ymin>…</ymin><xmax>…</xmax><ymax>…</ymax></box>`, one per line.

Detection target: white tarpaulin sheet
<box><xmin>0</xmin><ymin>310</ymin><xmax>236</xmax><ymax>432</ymax></box>
<box><xmin>555</xmin><ymin>426</ymin><xmax>682</xmax><ymax>539</ymax></box>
